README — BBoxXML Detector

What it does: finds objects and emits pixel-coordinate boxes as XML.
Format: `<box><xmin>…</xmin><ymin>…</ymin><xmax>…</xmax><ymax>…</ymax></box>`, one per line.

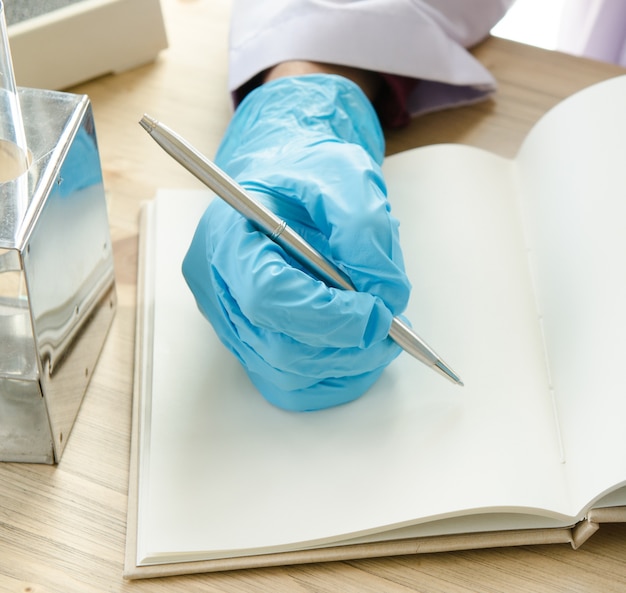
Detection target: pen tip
<box><xmin>433</xmin><ymin>360</ymin><xmax>464</xmax><ymax>386</ymax></box>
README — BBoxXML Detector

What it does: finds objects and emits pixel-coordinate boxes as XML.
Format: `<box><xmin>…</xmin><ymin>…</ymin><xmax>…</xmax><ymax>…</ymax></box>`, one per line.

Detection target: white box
<box><xmin>7</xmin><ymin>0</ymin><xmax>168</xmax><ymax>90</ymax></box>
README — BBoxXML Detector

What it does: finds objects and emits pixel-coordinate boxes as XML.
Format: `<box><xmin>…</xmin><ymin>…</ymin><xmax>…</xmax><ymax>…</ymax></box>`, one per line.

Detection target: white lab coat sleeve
<box><xmin>228</xmin><ymin>0</ymin><xmax>515</xmax><ymax>116</ymax></box>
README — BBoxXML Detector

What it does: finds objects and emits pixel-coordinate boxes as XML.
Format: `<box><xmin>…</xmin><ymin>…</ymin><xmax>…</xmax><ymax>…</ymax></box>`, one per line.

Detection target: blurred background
<box><xmin>492</xmin><ymin>0</ymin><xmax>626</xmax><ymax>67</ymax></box>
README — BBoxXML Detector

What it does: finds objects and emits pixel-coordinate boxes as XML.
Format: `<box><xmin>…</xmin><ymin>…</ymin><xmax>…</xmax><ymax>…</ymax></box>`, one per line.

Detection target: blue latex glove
<box><xmin>182</xmin><ymin>74</ymin><xmax>411</xmax><ymax>411</ymax></box>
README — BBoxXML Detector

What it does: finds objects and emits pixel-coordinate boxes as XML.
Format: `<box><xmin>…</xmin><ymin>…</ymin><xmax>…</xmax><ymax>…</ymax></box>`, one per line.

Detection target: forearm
<box><xmin>185</xmin><ymin>74</ymin><xmax>408</xmax><ymax>410</ymax></box>
<box><xmin>263</xmin><ymin>61</ymin><xmax>382</xmax><ymax>103</ymax></box>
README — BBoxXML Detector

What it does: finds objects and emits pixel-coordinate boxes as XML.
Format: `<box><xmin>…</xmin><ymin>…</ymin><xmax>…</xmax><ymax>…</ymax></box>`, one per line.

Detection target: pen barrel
<box><xmin>141</xmin><ymin>115</ymin><xmax>462</xmax><ymax>385</ymax></box>
<box><xmin>389</xmin><ymin>318</ymin><xmax>438</xmax><ymax>366</ymax></box>
<box><xmin>145</xmin><ymin>118</ymin><xmax>356</xmax><ymax>290</ymax></box>
<box><xmin>193</xmin><ymin>168</ymin><xmax>356</xmax><ymax>290</ymax></box>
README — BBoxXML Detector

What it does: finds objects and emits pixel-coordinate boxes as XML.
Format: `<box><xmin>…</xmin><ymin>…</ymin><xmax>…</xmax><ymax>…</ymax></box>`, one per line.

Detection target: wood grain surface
<box><xmin>0</xmin><ymin>1</ymin><xmax>624</xmax><ymax>591</ymax></box>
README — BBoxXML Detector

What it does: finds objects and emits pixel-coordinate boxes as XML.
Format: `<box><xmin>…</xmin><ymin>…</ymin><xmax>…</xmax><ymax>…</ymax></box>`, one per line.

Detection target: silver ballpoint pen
<box><xmin>139</xmin><ymin>114</ymin><xmax>463</xmax><ymax>386</ymax></box>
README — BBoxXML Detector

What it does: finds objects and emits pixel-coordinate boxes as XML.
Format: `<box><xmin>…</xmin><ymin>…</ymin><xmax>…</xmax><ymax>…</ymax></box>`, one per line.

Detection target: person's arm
<box><xmin>184</xmin><ymin>68</ymin><xmax>410</xmax><ymax>410</ymax></box>
<box><xmin>264</xmin><ymin>61</ymin><xmax>383</xmax><ymax>102</ymax></box>
<box><xmin>181</xmin><ymin>2</ymin><xmax>515</xmax><ymax>411</ymax></box>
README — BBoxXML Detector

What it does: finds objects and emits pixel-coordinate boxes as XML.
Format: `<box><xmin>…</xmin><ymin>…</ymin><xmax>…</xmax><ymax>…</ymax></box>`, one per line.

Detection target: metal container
<box><xmin>0</xmin><ymin>88</ymin><xmax>116</xmax><ymax>463</ymax></box>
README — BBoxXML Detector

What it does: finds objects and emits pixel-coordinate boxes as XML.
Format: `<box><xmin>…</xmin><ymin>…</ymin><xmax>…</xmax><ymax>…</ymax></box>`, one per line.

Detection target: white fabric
<box><xmin>229</xmin><ymin>0</ymin><xmax>515</xmax><ymax>115</ymax></box>
<box><xmin>558</xmin><ymin>0</ymin><xmax>626</xmax><ymax>67</ymax></box>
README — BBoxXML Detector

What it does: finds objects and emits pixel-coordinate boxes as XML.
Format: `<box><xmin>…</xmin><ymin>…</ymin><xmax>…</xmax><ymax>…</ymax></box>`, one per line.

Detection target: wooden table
<box><xmin>1</xmin><ymin>1</ymin><xmax>625</xmax><ymax>591</ymax></box>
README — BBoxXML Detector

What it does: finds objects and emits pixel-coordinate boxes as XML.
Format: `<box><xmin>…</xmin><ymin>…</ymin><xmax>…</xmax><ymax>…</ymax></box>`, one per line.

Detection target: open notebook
<box><xmin>125</xmin><ymin>76</ymin><xmax>626</xmax><ymax>579</ymax></box>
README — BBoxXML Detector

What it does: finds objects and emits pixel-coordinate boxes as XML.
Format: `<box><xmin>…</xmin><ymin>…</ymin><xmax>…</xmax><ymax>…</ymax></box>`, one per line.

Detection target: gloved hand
<box><xmin>182</xmin><ymin>74</ymin><xmax>411</xmax><ymax>411</ymax></box>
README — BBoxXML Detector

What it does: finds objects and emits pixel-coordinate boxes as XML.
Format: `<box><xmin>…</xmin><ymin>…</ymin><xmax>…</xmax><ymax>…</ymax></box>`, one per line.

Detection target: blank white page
<box><xmin>138</xmin><ymin>140</ymin><xmax>571</xmax><ymax>565</ymax></box>
<box><xmin>515</xmin><ymin>75</ymin><xmax>626</xmax><ymax>509</ymax></box>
